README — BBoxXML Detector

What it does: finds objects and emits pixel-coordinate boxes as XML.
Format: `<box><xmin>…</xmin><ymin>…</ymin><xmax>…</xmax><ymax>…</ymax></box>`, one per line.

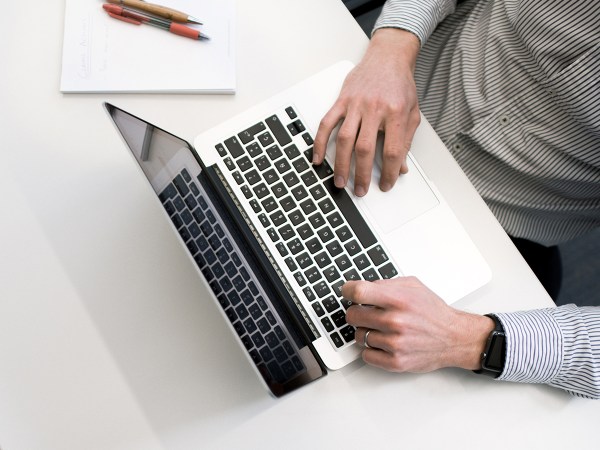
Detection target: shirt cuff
<box><xmin>372</xmin><ymin>0</ymin><xmax>457</xmax><ymax>47</ymax></box>
<box><xmin>495</xmin><ymin>305</ymin><xmax>600</xmax><ymax>399</ymax></box>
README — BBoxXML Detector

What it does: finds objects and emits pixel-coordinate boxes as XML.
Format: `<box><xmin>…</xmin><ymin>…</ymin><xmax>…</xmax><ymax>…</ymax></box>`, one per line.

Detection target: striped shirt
<box><xmin>374</xmin><ymin>0</ymin><xmax>600</xmax><ymax>398</ymax></box>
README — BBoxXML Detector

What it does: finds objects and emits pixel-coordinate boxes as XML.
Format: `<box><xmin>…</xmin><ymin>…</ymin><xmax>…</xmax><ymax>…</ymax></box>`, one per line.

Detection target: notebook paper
<box><xmin>60</xmin><ymin>0</ymin><xmax>235</xmax><ymax>93</ymax></box>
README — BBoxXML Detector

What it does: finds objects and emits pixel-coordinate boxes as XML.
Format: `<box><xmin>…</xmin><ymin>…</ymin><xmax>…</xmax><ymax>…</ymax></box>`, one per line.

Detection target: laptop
<box><xmin>105</xmin><ymin>60</ymin><xmax>491</xmax><ymax>397</ymax></box>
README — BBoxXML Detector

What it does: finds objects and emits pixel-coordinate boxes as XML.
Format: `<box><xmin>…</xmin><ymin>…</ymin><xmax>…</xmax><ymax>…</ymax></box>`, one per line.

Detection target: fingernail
<box><xmin>355</xmin><ymin>185</ymin><xmax>366</xmax><ymax>197</ymax></box>
<box><xmin>335</xmin><ymin>175</ymin><xmax>345</xmax><ymax>187</ymax></box>
<box><xmin>380</xmin><ymin>183</ymin><xmax>392</xmax><ymax>192</ymax></box>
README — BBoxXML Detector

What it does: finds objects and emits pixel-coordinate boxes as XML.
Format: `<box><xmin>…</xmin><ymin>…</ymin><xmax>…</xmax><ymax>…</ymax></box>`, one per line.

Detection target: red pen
<box><xmin>102</xmin><ymin>4</ymin><xmax>210</xmax><ymax>40</ymax></box>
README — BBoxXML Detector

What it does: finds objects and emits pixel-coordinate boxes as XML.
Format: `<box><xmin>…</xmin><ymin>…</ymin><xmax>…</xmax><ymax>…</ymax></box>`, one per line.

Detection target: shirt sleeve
<box><xmin>494</xmin><ymin>305</ymin><xmax>600</xmax><ymax>399</ymax></box>
<box><xmin>372</xmin><ymin>0</ymin><xmax>457</xmax><ymax>46</ymax></box>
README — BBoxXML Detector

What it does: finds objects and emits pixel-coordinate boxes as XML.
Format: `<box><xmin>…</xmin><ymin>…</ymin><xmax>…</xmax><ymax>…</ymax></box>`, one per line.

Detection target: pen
<box><xmin>103</xmin><ymin>4</ymin><xmax>210</xmax><ymax>40</ymax></box>
<box><xmin>106</xmin><ymin>0</ymin><xmax>202</xmax><ymax>25</ymax></box>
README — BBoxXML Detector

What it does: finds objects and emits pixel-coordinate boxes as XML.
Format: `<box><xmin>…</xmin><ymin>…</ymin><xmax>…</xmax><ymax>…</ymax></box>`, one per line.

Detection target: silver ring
<box><xmin>364</xmin><ymin>329</ymin><xmax>373</xmax><ymax>349</ymax></box>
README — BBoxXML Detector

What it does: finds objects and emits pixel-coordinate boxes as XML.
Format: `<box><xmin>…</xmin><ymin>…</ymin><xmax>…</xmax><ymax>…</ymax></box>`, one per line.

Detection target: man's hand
<box><xmin>313</xmin><ymin>28</ymin><xmax>421</xmax><ymax>197</ymax></box>
<box><xmin>343</xmin><ymin>277</ymin><xmax>495</xmax><ymax>373</ymax></box>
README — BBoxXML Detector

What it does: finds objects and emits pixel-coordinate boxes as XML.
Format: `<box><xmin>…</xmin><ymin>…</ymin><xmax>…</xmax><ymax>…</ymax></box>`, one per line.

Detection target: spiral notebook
<box><xmin>60</xmin><ymin>0</ymin><xmax>235</xmax><ymax>93</ymax></box>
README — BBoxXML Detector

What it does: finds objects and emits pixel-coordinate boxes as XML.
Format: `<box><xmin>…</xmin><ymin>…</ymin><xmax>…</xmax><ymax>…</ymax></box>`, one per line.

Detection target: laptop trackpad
<box><xmin>351</xmin><ymin>155</ymin><xmax>440</xmax><ymax>234</ymax></box>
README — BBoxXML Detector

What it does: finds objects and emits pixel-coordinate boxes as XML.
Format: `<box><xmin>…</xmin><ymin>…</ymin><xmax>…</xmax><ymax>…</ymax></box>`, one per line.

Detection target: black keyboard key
<box><xmin>314</xmin><ymin>281</ymin><xmax>331</xmax><ymax>298</ymax></box>
<box><xmin>334</xmin><ymin>254</ymin><xmax>352</xmax><ymax>272</ymax></box>
<box><xmin>304</xmin><ymin>266</ymin><xmax>322</xmax><ymax>284</ymax></box>
<box><xmin>241</xmin><ymin>185</ymin><xmax>253</xmax><ymax>199</ymax></box>
<box><xmin>295</xmin><ymin>253</ymin><xmax>312</xmax><ymax>270</ymax></box>
<box><xmin>367</xmin><ymin>245</ymin><xmax>390</xmax><ymax>266</ymax></box>
<box><xmin>224</xmin><ymin>136</ymin><xmax>245</xmax><ymax>158</ymax></box>
<box><xmin>284</xmin><ymin>143</ymin><xmax>300</xmax><ymax>159</ymax></box>
<box><xmin>270</xmin><ymin>210</ymin><xmax>286</xmax><ymax>227</ymax></box>
<box><xmin>314</xmin><ymin>251</ymin><xmax>331</xmax><ymax>268</ymax></box>
<box><xmin>215</xmin><ymin>143</ymin><xmax>227</xmax><ymax>157</ymax></box>
<box><xmin>312</xmin><ymin>302</ymin><xmax>325</xmax><ymax>317</ymax></box>
<box><xmin>363</xmin><ymin>268</ymin><xmax>379</xmax><ymax>281</ymax></box>
<box><xmin>280</xmin><ymin>196</ymin><xmax>296</xmax><ymax>212</ymax></box>
<box><xmin>323</xmin><ymin>177</ymin><xmax>377</xmax><ymax>248</ymax></box>
<box><xmin>331</xmin><ymin>310</ymin><xmax>347</xmax><ymax>327</ymax></box>
<box><xmin>344</xmin><ymin>269</ymin><xmax>360</xmax><ymax>281</ymax></box>
<box><xmin>238</xmin><ymin>122</ymin><xmax>266</xmax><ymax>144</ymax></box>
<box><xmin>244</xmin><ymin>318</ymin><xmax>258</xmax><ymax>335</ymax></box>
<box><xmin>284</xmin><ymin>256</ymin><xmax>298</xmax><ymax>271</ymax></box>
<box><xmin>258</xmin><ymin>131</ymin><xmax>275</xmax><ymax>148</ymax></box>
<box><xmin>326</xmin><ymin>240</ymin><xmax>343</xmax><ymax>257</ymax></box>
<box><xmin>266</xmin><ymin>145</ymin><xmax>283</xmax><ymax>161</ymax></box>
<box><xmin>297</xmin><ymin>223</ymin><xmax>314</xmax><ymax>240</ymax></box>
<box><xmin>335</xmin><ymin>225</ymin><xmax>352</xmax><ymax>242</ymax></box>
<box><xmin>318</xmin><ymin>198</ymin><xmax>335</xmax><ymax>215</ymax></box>
<box><xmin>173</xmin><ymin>174</ymin><xmax>190</xmax><ymax>196</ymax></box>
<box><xmin>292</xmin><ymin>157</ymin><xmax>310</xmax><ymax>174</ymax></box>
<box><xmin>353</xmin><ymin>253</ymin><xmax>371</xmax><ymax>271</ymax></box>
<box><xmin>274</xmin><ymin>158</ymin><xmax>291</xmax><ymax>174</ymax></box>
<box><xmin>317</xmin><ymin>226</ymin><xmax>335</xmax><ymax>243</ymax></box>
<box><xmin>247</xmin><ymin>142</ymin><xmax>262</xmax><ymax>157</ymax></box>
<box><xmin>257</xmin><ymin>317</ymin><xmax>270</xmax><ymax>334</ymax></box>
<box><xmin>321</xmin><ymin>317</ymin><xmax>334</xmax><ymax>332</ymax></box>
<box><xmin>265</xmin><ymin>114</ymin><xmax>292</xmax><ymax>146</ymax></box>
<box><xmin>250</xmin><ymin>199</ymin><xmax>261</xmax><ymax>213</ymax></box>
<box><xmin>302</xmin><ymin>133</ymin><xmax>314</xmax><ymax>146</ymax></box>
<box><xmin>323</xmin><ymin>265</ymin><xmax>340</xmax><ymax>283</ymax></box>
<box><xmin>279</xmin><ymin>224</ymin><xmax>295</xmax><ymax>241</ymax></box>
<box><xmin>330</xmin><ymin>332</ymin><xmax>344</xmax><ymax>348</ymax></box>
<box><xmin>232</xmin><ymin>171</ymin><xmax>244</xmax><ymax>185</ymax></box>
<box><xmin>301</xmin><ymin>171</ymin><xmax>318</xmax><ymax>187</ymax></box>
<box><xmin>313</xmin><ymin>159</ymin><xmax>334</xmax><ymax>179</ymax></box>
<box><xmin>287</xmin><ymin>122</ymin><xmax>300</xmax><ymax>136</ymax></box>
<box><xmin>287</xmin><ymin>238</ymin><xmax>304</xmax><ymax>255</ymax></box>
<box><xmin>261</xmin><ymin>197</ymin><xmax>278</xmax><ymax>213</ymax></box>
<box><xmin>306</xmin><ymin>237</ymin><xmax>323</xmax><ymax>254</ymax></box>
<box><xmin>310</xmin><ymin>184</ymin><xmax>327</xmax><ymax>201</ymax></box>
<box><xmin>263</xmin><ymin>168</ymin><xmax>280</xmax><ymax>185</ymax></box>
<box><xmin>292</xmin><ymin>186</ymin><xmax>309</xmax><ymax>202</ymax></box>
<box><xmin>253</xmin><ymin>183</ymin><xmax>269</xmax><ymax>199</ymax></box>
<box><xmin>341</xmin><ymin>325</ymin><xmax>355</xmax><ymax>343</ymax></box>
<box><xmin>258</xmin><ymin>213</ymin><xmax>269</xmax><ymax>227</ymax></box>
<box><xmin>293</xmin><ymin>271</ymin><xmax>307</xmax><ymax>286</ymax></box>
<box><xmin>303</xmin><ymin>286</ymin><xmax>316</xmax><ymax>302</ymax></box>
<box><xmin>276</xmin><ymin>242</ymin><xmax>288</xmax><ymax>256</ymax></box>
<box><xmin>245</xmin><ymin>169</ymin><xmax>261</xmax><ymax>186</ymax></box>
<box><xmin>288</xmin><ymin>209</ymin><xmax>305</xmax><ymax>226</ymax></box>
<box><xmin>285</xmin><ymin>106</ymin><xmax>297</xmax><ymax>119</ymax></box>
<box><xmin>379</xmin><ymin>262</ymin><xmax>398</xmax><ymax>279</ymax></box>
<box><xmin>322</xmin><ymin>296</ymin><xmax>339</xmax><ymax>313</ymax></box>
<box><xmin>308</xmin><ymin>212</ymin><xmax>325</xmax><ymax>229</ymax></box>
<box><xmin>255</xmin><ymin>155</ymin><xmax>271</xmax><ymax>171</ymax></box>
<box><xmin>283</xmin><ymin>172</ymin><xmax>300</xmax><ymax>187</ymax></box>
<box><xmin>251</xmin><ymin>331</ymin><xmax>265</xmax><ymax>348</ymax></box>
<box><xmin>272</xmin><ymin>182</ymin><xmax>287</xmax><ymax>198</ymax></box>
<box><xmin>332</xmin><ymin>280</ymin><xmax>344</xmax><ymax>297</ymax></box>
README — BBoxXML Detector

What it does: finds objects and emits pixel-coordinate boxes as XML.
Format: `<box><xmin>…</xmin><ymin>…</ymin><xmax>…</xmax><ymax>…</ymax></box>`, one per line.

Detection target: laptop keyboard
<box><xmin>159</xmin><ymin>169</ymin><xmax>305</xmax><ymax>384</ymax></box>
<box><xmin>215</xmin><ymin>106</ymin><xmax>399</xmax><ymax>350</ymax></box>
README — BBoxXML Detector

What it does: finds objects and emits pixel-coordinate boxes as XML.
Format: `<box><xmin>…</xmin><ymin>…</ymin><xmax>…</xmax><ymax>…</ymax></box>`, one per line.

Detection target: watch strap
<box><xmin>473</xmin><ymin>314</ymin><xmax>506</xmax><ymax>378</ymax></box>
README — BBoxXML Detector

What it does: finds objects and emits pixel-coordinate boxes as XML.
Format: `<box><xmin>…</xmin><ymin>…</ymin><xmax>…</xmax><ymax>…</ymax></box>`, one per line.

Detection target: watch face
<box><xmin>484</xmin><ymin>332</ymin><xmax>505</xmax><ymax>372</ymax></box>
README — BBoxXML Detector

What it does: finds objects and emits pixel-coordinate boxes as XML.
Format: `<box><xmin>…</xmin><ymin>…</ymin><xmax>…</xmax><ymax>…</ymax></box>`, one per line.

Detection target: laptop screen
<box><xmin>105</xmin><ymin>103</ymin><xmax>327</xmax><ymax>396</ymax></box>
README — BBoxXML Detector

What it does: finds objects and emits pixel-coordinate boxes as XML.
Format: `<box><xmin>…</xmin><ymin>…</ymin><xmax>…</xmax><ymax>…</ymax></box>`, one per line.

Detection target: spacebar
<box><xmin>323</xmin><ymin>177</ymin><xmax>377</xmax><ymax>249</ymax></box>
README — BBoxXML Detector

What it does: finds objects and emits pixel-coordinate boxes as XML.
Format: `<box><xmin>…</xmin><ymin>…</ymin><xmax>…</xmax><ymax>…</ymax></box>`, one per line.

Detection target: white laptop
<box><xmin>105</xmin><ymin>60</ymin><xmax>491</xmax><ymax>397</ymax></box>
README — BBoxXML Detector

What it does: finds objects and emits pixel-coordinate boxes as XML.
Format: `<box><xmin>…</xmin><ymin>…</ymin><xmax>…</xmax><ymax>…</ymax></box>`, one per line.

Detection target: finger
<box><xmin>362</xmin><ymin>348</ymin><xmax>400</xmax><ymax>372</ymax></box>
<box><xmin>342</xmin><ymin>280</ymin><xmax>397</xmax><ymax>309</ymax></box>
<box><xmin>379</xmin><ymin>116</ymin><xmax>406</xmax><ymax>191</ymax></box>
<box><xmin>334</xmin><ymin>112</ymin><xmax>362</xmax><ymax>188</ymax></box>
<box><xmin>345</xmin><ymin>304</ymin><xmax>387</xmax><ymax>331</ymax></box>
<box><xmin>399</xmin><ymin>108</ymin><xmax>421</xmax><ymax>175</ymax></box>
<box><xmin>354</xmin><ymin>327</ymin><xmax>388</xmax><ymax>351</ymax></box>
<box><xmin>313</xmin><ymin>103</ymin><xmax>345</xmax><ymax>165</ymax></box>
<box><xmin>352</xmin><ymin>115</ymin><xmax>380</xmax><ymax>197</ymax></box>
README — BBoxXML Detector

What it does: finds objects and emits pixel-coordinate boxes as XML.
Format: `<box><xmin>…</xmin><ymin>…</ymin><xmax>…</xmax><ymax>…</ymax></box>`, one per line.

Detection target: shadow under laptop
<box><xmin>14</xmin><ymin>157</ymin><xmax>293</xmax><ymax>443</ymax></box>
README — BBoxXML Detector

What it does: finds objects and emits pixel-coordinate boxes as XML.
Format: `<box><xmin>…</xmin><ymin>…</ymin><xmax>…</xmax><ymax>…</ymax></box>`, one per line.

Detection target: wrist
<box><xmin>447</xmin><ymin>312</ymin><xmax>496</xmax><ymax>371</ymax></box>
<box><xmin>370</xmin><ymin>28</ymin><xmax>420</xmax><ymax>71</ymax></box>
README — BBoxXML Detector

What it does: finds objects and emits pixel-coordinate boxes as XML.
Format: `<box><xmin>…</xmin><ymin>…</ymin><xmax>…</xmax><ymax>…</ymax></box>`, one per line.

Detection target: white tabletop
<box><xmin>0</xmin><ymin>1</ymin><xmax>597</xmax><ymax>449</ymax></box>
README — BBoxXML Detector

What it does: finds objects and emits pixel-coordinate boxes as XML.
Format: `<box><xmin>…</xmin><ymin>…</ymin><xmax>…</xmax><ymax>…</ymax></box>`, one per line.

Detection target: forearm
<box><xmin>373</xmin><ymin>0</ymin><xmax>458</xmax><ymax>47</ymax></box>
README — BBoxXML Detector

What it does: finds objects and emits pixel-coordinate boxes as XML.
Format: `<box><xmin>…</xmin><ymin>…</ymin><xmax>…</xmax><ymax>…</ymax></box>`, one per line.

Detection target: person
<box><xmin>313</xmin><ymin>0</ymin><xmax>600</xmax><ymax>398</ymax></box>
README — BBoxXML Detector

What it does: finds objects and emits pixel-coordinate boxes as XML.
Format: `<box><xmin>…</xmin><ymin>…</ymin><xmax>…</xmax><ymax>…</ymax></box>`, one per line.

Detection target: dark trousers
<box><xmin>510</xmin><ymin>236</ymin><xmax>562</xmax><ymax>303</ymax></box>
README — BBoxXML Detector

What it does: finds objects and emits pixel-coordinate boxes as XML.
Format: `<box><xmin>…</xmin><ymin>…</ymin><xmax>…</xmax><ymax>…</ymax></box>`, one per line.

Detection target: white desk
<box><xmin>0</xmin><ymin>1</ymin><xmax>597</xmax><ymax>449</ymax></box>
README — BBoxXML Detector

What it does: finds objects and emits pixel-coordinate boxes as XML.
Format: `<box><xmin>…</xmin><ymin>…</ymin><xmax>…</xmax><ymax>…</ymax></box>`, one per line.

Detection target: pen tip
<box><xmin>188</xmin><ymin>16</ymin><xmax>203</xmax><ymax>25</ymax></box>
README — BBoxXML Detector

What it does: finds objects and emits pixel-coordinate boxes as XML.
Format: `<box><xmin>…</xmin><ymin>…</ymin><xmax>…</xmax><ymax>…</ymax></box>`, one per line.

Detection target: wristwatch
<box><xmin>473</xmin><ymin>314</ymin><xmax>506</xmax><ymax>378</ymax></box>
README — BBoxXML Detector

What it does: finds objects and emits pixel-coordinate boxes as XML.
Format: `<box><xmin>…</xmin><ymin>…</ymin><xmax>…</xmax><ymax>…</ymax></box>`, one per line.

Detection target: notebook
<box><xmin>60</xmin><ymin>0</ymin><xmax>235</xmax><ymax>93</ymax></box>
<box><xmin>105</xmin><ymin>60</ymin><xmax>491</xmax><ymax>397</ymax></box>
